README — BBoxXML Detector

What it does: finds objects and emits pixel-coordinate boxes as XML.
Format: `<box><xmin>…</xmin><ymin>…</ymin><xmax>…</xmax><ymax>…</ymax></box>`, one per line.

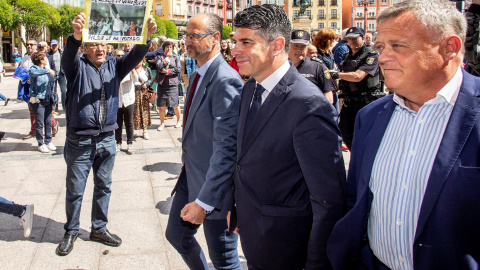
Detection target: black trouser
<box><xmin>339</xmin><ymin>100</ymin><xmax>368</xmax><ymax>150</ymax></box>
<box><xmin>115</xmin><ymin>104</ymin><xmax>134</xmax><ymax>145</ymax></box>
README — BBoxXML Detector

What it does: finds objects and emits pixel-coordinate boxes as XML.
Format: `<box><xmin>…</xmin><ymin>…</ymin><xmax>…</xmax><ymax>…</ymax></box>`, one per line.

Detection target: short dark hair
<box><xmin>233</xmin><ymin>4</ymin><xmax>291</xmax><ymax>52</ymax></box>
<box><xmin>31</xmin><ymin>52</ymin><xmax>46</xmax><ymax>66</ymax></box>
<box><xmin>162</xmin><ymin>41</ymin><xmax>174</xmax><ymax>50</ymax></box>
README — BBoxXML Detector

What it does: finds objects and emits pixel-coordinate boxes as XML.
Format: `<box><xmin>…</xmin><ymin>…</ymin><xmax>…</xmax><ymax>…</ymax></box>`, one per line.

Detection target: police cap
<box><xmin>291</xmin><ymin>30</ymin><xmax>310</xmax><ymax>45</ymax></box>
<box><xmin>345</xmin><ymin>27</ymin><xmax>365</xmax><ymax>38</ymax></box>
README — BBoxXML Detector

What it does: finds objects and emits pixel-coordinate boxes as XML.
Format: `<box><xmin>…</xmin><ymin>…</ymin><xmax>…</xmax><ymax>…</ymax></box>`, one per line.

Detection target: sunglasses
<box><xmin>26</xmin><ymin>43</ymin><xmax>36</xmax><ymax>47</ymax></box>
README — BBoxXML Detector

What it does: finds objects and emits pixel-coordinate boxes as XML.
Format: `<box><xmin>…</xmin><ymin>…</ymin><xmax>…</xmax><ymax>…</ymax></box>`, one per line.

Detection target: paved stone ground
<box><xmin>0</xmin><ymin>72</ymin><xmax>350</xmax><ymax>270</ymax></box>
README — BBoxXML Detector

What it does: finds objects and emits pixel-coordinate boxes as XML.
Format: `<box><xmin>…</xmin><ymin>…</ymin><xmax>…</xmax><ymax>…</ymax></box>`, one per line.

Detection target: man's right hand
<box><xmin>72</xmin><ymin>12</ymin><xmax>86</xmax><ymax>41</ymax></box>
<box><xmin>49</xmin><ymin>70</ymin><xmax>55</xmax><ymax>77</ymax></box>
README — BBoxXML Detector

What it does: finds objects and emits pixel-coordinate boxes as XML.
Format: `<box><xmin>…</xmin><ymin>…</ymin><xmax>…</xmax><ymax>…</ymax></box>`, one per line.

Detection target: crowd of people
<box><xmin>1</xmin><ymin>0</ymin><xmax>480</xmax><ymax>269</ymax></box>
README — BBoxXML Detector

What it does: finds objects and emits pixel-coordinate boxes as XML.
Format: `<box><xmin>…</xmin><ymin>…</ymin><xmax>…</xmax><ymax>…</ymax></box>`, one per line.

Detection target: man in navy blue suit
<box><xmin>327</xmin><ymin>1</ymin><xmax>480</xmax><ymax>269</ymax></box>
<box><xmin>230</xmin><ymin>4</ymin><xmax>346</xmax><ymax>270</ymax></box>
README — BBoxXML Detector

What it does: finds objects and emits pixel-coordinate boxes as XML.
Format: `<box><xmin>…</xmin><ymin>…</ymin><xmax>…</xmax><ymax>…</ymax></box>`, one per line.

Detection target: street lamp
<box><xmin>357</xmin><ymin>0</ymin><xmax>374</xmax><ymax>32</ymax></box>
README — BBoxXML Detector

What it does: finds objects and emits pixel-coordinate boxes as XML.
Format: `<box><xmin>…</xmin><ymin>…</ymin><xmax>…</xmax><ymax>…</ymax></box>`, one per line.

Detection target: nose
<box><xmin>231</xmin><ymin>43</ymin><xmax>240</xmax><ymax>57</ymax></box>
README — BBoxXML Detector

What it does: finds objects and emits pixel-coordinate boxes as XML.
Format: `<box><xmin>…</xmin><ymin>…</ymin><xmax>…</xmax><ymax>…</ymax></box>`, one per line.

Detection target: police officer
<box><xmin>289</xmin><ymin>29</ymin><xmax>336</xmax><ymax>104</ymax></box>
<box><xmin>331</xmin><ymin>27</ymin><xmax>380</xmax><ymax>150</ymax></box>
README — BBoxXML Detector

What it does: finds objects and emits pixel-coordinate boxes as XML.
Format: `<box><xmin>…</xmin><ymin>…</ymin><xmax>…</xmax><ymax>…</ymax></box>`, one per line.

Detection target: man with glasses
<box><xmin>165</xmin><ymin>13</ymin><xmax>243</xmax><ymax>269</ymax></box>
<box><xmin>47</xmin><ymin>39</ymin><xmax>67</xmax><ymax>111</ymax></box>
<box><xmin>55</xmin><ymin>11</ymin><xmax>156</xmax><ymax>256</ymax></box>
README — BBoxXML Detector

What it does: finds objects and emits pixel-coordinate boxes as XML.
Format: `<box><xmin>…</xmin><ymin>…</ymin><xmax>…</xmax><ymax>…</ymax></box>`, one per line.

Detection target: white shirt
<box><xmin>118</xmin><ymin>72</ymin><xmax>136</xmax><ymax>107</ymax></box>
<box><xmin>368</xmin><ymin>66</ymin><xmax>462</xmax><ymax>270</ymax></box>
<box><xmin>254</xmin><ymin>60</ymin><xmax>290</xmax><ymax>105</ymax></box>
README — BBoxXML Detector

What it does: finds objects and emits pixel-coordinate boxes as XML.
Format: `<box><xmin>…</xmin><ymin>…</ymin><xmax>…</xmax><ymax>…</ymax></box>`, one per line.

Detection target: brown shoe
<box><xmin>165</xmin><ymin>115</ymin><xmax>174</xmax><ymax>119</ymax></box>
<box><xmin>23</xmin><ymin>132</ymin><xmax>34</xmax><ymax>140</ymax></box>
<box><xmin>52</xmin><ymin>121</ymin><xmax>59</xmax><ymax>137</ymax></box>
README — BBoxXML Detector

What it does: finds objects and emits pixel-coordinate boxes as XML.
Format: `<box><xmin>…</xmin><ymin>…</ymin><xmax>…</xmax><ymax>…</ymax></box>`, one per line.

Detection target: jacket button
<box><xmin>236</xmin><ymin>165</ymin><xmax>241</xmax><ymax>171</ymax></box>
<box><xmin>182</xmin><ymin>149</ymin><xmax>186</xmax><ymax>154</ymax></box>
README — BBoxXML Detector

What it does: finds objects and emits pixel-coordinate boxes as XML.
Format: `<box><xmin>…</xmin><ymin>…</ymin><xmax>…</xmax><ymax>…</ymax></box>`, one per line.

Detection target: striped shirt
<box><xmin>368</xmin><ymin>67</ymin><xmax>463</xmax><ymax>270</ymax></box>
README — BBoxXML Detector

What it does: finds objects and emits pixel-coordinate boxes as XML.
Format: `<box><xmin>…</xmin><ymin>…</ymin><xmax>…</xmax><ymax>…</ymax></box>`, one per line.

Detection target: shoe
<box><xmin>4</xmin><ymin>98</ymin><xmax>10</xmax><ymax>106</ymax></box>
<box><xmin>19</xmin><ymin>204</ymin><xmax>34</xmax><ymax>237</ymax></box>
<box><xmin>46</xmin><ymin>142</ymin><xmax>57</xmax><ymax>151</ymax></box>
<box><xmin>116</xmin><ymin>143</ymin><xmax>121</xmax><ymax>153</ymax></box>
<box><xmin>157</xmin><ymin>124</ymin><xmax>165</xmax><ymax>131</ymax></box>
<box><xmin>341</xmin><ymin>144</ymin><xmax>349</xmax><ymax>152</ymax></box>
<box><xmin>143</xmin><ymin>131</ymin><xmax>150</xmax><ymax>140</ymax></box>
<box><xmin>174</xmin><ymin>122</ymin><xmax>182</xmax><ymax>128</ymax></box>
<box><xmin>23</xmin><ymin>132</ymin><xmax>34</xmax><ymax>140</ymax></box>
<box><xmin>52</xmin><ymin>111</ymin><xmax>58</xmax><ymax>115</ymax></box>
<box><xmin>90</xmin><ymin>230</ymin><xmax>122</xmax><ymax>247</ymax></box>
<box><xmin>165</xmin><ymin>114</ymin><xmax>174</xmax><ymax>119</ymax></box>
<box><xmin>52</xmin><ymin>121</ymin><xmax>59</xmax><ymax>137</ymax></box>
<box><xmin>0</xmin><ymin>131</ymin><xmax>5</xmax><ymax>142</ymax></box>
<box><xmin>56</xmin><ymin>233</ymin><xmax>78</xmax><ymax>256</ymax></box>
<box><xmin>38</xmin><ymin>144</ymin><xmax>50</xmax><ymax>153</ymax></box>
<box><xmin>127</xmin><ymin>144</ymin><xmax>134</xmax><ymax>155</ymax></box>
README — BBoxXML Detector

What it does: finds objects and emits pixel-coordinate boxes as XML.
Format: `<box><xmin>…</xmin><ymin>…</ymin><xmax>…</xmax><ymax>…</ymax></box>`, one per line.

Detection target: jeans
<box><xmin>115</xmin><ymin>104</ymin><xmax>134</xmax><ymax>145</ymax></box>
<box><xmin>112</xmin><ymin>31</ymin><xmax>121</xmax><ymax>36</ymax></box>
<box><xmin>0</xmin><ymin>92</ymin><xmax>6</xmax><ymax>101</ymax></box>
<box><xmin>165</xmin><ymin>174</ymin><xmax>241</xmax><ymax>270</ymax></box>
<box><xmin>55</xmin><ymin>74</ymin><xmax>67</xmax><ymax>110</ymax></box>
<box><xmin>167</xmin><ymin>107</ymin><xmax>174</xmax><ymax>116</ymax></box>
<box><xmin>63</xmin><ymin>131</ymin><xmax>116</xmax><ymax>235</ymax></box>
<box><xmin>30</xmin><ymin>100</ymin><xmax>53</xmax><ymax>146</ymax></box>
<box><xmin>0</xmin><ymin>197</ymin><xmax>24</xmax><ymax>217</ymax></box>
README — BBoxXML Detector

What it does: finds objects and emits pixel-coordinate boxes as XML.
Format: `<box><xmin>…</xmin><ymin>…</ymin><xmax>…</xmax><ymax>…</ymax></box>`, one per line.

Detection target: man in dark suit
<box><xmin>327</xmin><ymin>1</ymin><xmax>480</xmax><ymax>269</ymax></box>
<box><xmin>165</xmin><ymin>13</ymin><xmax>243</xmax><ymax>269</ymax></box>
<box><xmin>230</xmin><ymin>4</ymin><xmax>346</xmax><ymax>269</ymax></box>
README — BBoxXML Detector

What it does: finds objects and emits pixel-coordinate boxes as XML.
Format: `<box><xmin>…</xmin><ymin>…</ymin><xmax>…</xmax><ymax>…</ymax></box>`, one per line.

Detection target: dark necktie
<box><xmin>184</xmin><ymin>73</ymin><xmax>201</xmax><ymax>126</ymax></box>
<box><xmin>243</xmin><ymin>83</ymin><xmax>266</xmax><ymax>140</ymax></box>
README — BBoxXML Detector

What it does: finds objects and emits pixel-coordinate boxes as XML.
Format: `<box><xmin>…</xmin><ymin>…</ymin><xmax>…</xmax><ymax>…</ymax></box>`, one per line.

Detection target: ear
<box><xmin>212</xmin><ymin>31</ymin><xmax>221</xmax><ymax>47</ymax></box>
<box><xmin>271</xmin><ymin>37</ymin><xmax>286</xmax><ymax>56</ymax></box>
<box><xmin>443</xmin><ymin>35</ymin><xmax>462</xmax><ymax>62</ymax></box>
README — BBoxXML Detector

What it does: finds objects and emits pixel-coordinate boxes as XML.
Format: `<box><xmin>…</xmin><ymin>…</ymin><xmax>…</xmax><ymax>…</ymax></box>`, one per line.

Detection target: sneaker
<box><xmin>157</xmin><ymin>124</ymin><xmax>165</xmax><ymax>131</ymax></box>
<box><xmin>38</xmin><ymin>144</ymin><xmax>50</xmax><ymax>153</ymax></box>
<box><xmin>19</xmin><ymin>204</ymin><xmax>34</xmax><ymax>237</ymax></box>
<box><xmin>116</xmin><ymin>143</ymin><xmax>121</xmax><ymax>153</ymax></box>
<box><xmin>46</xmin><ymin>142</ymin><xmax>57</xmax><ymax>151</ymax></box>
<box><xmin>127</xmin><ymin>144</ymin><xmax>134</xmax><ymax>155</ymax></box>
<box><xmin>143</xmin><ymin>131</ymin><xmax>150</xmax><ymax>140</ymax></box>
<box><xmin>4</xmin><ymin>98</ymin><xmax>10</xmax><ymax>106</ymax></box>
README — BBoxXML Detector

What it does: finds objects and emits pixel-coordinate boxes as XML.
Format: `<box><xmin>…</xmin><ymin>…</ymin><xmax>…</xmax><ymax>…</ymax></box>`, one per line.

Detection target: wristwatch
<box><xmin>203</xmin><ymin>209</ymin><xmax>213</xmax><ymax>215</ymax></box>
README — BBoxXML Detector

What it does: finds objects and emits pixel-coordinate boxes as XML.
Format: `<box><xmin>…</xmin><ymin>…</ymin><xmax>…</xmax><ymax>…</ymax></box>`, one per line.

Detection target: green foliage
<box><xmin>152</xmin><ymin>15</ymin><xmax>166</xmax><ymax>38</ymax></box>
<box><xmin>8</xmin><ymin>0</ymin><xmax>60</xmax><ymax>39</ymax></box>
<box><xmin>0</xmin><ymin>0</ymin><xmax>20</xmax><ymax>31</ymax></box>
<box><xmin>162</xmin><ymin>19</ymin><xmax>178</xmax><ymax>39</ymax></box>
<box><xmin>49</xmin><ymin>4</ymin><xmax>82</xmax><ymax>39</ymax></box>
<box><xmin>222</xmin><ymin>25</ymin><xmax>232</xmax><ymax>40</ymax></box>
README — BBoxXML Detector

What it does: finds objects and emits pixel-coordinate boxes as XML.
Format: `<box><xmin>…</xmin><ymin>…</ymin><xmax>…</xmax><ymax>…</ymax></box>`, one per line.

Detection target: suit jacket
<box><xmin>178</xmin><ymin>54</ymin><xmax>243</xmax><ymax>220</ymax></box>
<box><xmin>327</xmin><ymin>69</ymin><xmax>480</xmax><ymax>270</ymax></box>
<box><xmin>234</xmin><ymin>62</ymin><xmax>347</xmax><ymax>269</ymax></box>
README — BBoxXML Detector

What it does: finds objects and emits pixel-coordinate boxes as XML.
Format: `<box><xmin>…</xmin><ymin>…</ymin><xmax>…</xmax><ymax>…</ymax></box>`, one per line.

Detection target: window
<box><xmin>369</xmin><ymin>22</ymin><xmax>375</xmax><ymax>30</ymax></box>
<box><xmin>188</xmin><ymin>5</ymin><xmax>192</xmax><ymax>15</ymax></box>
<box><xmin>305</xmin><ymin>10</ymin><xmax>311</xmax><ymax>19</ymax></box>
<box><xmin>356</xmin><ymin>22</ymin><xmax>363</xmax><ymax>29</ymax></box>
<box><xmin>278</xmin><ymin>0</ymin><xmax>285</xmax><ymax>5</ymax></box>
<box><xmin>218</xmin><ymin>9</ymin><xmax>223</xmax><ymax>18</ymax></box>
<box><xmin>196</xmin><ymin>6</ymin><xmax>200</xmax><ymax>14</ymax></box>
<box><xmin>156</xmin><ymin>3</ymin><xmax>162</xmax><ymax>16</ymax></box>
<box><xmin>227</xmin><ymin>10</ymin><xmax>233</xmax><ymax>19</ymax></box>
<box><xmin>293</xmin><ymin>10</ymin><xmax>299</xmax><ymax>19</ymax></box>
<box><xmin>331</xmin><ymin>22</ymin><xmax>337</xmax><ymax>29</ymax></box>
<box><xmin>331</xmin><ymin>0</ymin><xmax>337</xmax><ymax>6</ymax></box>
<box><xmin>210</xmin><ymin>8</ymin><xmax>215</xmax><ymax>13</ymax></box>
<box><xmin>381</xmin><ymin>0</ymin><xmax>387</xmax><ymax>4</ymax></box>
<box><xmin>368</xmin><ymin>11</ymin><xmax>375</xmax><ymax>18</ymax></box>
<box><xmin>318</xmin><ymin>22</ymin><xmax>325</xmax><ymax>29</ymax></box>
<box><xmin>261</xmin><ymin>0</ymin><xmax>267</xmax><ymax>4</ymax></box>
<box><xmin>318</xmin><ymin>10</ymin><xmax>325</xmax><ymax>19</ymax></box>
<box><xmin>204</xmin><ymin>7</ymin><xmax>208</xmax><ymax>13</ymax></box>
<box><xmin>176</xmin><ymin>4</ymin><xmax>181</xmax><ymax>15</ymax></box>
<box><xmin>318</xmin><ymin>0</ymin><xmax>325</xmax><ymax>6</ymax></box>
<box><xmin>331</xmin><ymin>9</ymin><xmax>337</xmax><ymax>19</ymax></box>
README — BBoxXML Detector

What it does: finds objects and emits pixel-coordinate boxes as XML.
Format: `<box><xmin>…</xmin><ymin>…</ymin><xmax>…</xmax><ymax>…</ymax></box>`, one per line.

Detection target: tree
<box><xmin>152</xmin><ymin>15</ymin><xmax>166</xmax><ymax>38</ymax></box>
<box><xmin>49</xmin><ymin>4</ymin><xmax>82</xmax><ymax>39</ymax></box>
<box><xmin>8</xmin><ymin>0</ymin><xmax>60</xmax><ymax>40</ymax></box>
<box><xmin>222</xmin><ymin>25</ymin><xmax>232</xmax><ymax>40</ymax></box>
<box><xmin>0</xmin><ymin>0</ymin><xmax>19</xmax><ymax>31</ymax></box>
<box><xmin>163</xmin><ymin>19</ymin><xmax>178</xmax><ymax>39</ymax></box>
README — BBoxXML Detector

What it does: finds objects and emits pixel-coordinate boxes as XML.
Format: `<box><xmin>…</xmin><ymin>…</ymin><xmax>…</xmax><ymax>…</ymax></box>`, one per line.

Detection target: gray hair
<box><xmin>377</xmin><ymin>0</ymin><xmax>466</xmax><ymax>45</ymax></box>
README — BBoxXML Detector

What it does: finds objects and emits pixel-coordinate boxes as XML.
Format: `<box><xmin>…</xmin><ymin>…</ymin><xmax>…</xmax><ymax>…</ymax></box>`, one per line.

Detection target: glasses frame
<box><xmin>84</xmin><ymin>43</ymin><xmax>107</xmax><ymax>49</ymax></box>
<box><xmin>185</xmin><ymin>32</ymin><xmax>216</xmax><ymax>40</ymax></box>
<box><xmin>26</xmin><ymin>43</ymin><xmax>37</xmax><ymax>47</ymax></box>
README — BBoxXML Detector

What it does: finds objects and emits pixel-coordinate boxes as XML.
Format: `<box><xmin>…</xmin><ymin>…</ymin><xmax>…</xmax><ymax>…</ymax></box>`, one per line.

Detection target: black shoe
<box><xmin>90</xmin><ymin>230</ymin><xmax>122</xmax><ymax>247</ymax></box>
<box><xmin>56</xmin><ymin>233</ymin><xmax>78</xmax><ymax>256</ymax></box>
<box><xmin>4</xmin><ymin>98</ymin><xmax>9</xmax><ymax>106</ymax></box>
<box><xmin>0</xmin><ymin>132</ymin><xmax>4</xmax><ymax>142</ymax></box>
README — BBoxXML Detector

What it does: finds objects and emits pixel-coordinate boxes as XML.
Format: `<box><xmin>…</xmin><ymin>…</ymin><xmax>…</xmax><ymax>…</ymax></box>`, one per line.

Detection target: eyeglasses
<box><xmin>85</xmin><ymin>43</ymin><xmax>107</xmax><ymax>48</ymax></box>
<box><xmin>185</xmin><ymin>32</ymin><xmax>215</xmax><ymax>40</ymax></box>
<box><xmin>116</xmin><ymin>54</ymin><xmax>124</xmax><ymax>57</ymax></box>
<box><xmin>26</xmin><ymin>43</ymin><xmax>36</xmax><ymax>47</ymax></box>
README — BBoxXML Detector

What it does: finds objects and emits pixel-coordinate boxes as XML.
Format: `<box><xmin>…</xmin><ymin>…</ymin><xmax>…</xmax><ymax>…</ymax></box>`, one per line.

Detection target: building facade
<box><xmin>289</xmin><ymin>0</ymin><xmax>342</xmax><ymax>32</ymax></box>
<box><xmin>344</xmin><ymin>0</ymin><xmax>404</xmax><ymax>32</ymax></box>
<box><xmin>153</xmin><ymin>0</ymin><xmax>188</xmax><ymax>37</ymax></box>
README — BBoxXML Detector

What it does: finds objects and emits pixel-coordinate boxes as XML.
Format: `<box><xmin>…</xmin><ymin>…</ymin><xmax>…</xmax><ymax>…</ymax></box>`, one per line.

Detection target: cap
<box><xmin>345</xmin><ymin>27</ymin><xmax>365</xmax><ymax>38</ymax></box>
<box><xmin>51</xmin><ymin>39</ymin><xmax>59</xmax><ymax>45</ymax></box>
<box><xmin>291</xmin><ymin>30</ymin><xmax>310</xmax><ymax>45</ymax></box>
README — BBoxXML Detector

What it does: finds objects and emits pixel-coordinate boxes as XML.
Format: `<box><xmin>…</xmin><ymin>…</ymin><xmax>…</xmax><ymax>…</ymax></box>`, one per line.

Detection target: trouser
<box><xmin>0</xmin><ymin>197</ymin><xmax>24</xmax><ymax>217</ymax></box>
<box><xmin>55</xmin><ymin>73</ymin><xmax>67</xmax><ymax>110</ymax></box>
<box><xmin>63</xmin><ymin>131</ymin><xmax>116</xmax><ymax>235</ymax></box>
<box><xmin>115</xmin><ymin>104</ymin><xmax>134</xmax><ymax>145</ymax></box>
<box><xmin>30</xmin><ymin>100</ymin><xmax>53</xmax><ymax>146</ymax></box>
<box><xmin>0</xmin><ymin>92</ymin><xmax>7</xmax><ymax>101</ymax></box>
<box><xmin>165</xmin><ymin>174</ymin><xmax>241</xmax><ymax>270</ymax></box>
<box><xmin>339</xmin><ymin>100</ymin><xmax>368</xmax><ymax>150</ymax></box>
<box><xmin>167</xmin><ymin>107</ymin><xmax>174</xmax><ymax>116</ymax></box>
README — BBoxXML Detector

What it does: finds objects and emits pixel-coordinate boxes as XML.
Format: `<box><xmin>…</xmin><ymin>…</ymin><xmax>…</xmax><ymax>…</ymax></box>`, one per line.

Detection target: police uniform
<box><xmin>297</xmin><ymin>56</ymin><xmax>336</xmax><ymax>94</ymax></box>
<box><xmin>338</xmin><ymin>30</ymin><xmax>380</xmax><ymax>149</ymax></box>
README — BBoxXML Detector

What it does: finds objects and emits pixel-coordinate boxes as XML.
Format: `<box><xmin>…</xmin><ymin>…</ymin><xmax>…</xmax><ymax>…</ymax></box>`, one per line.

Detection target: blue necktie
<box><xmin>243</xmin><ymin>83</ymin><xmax>266</xmax><ymax>140</ymax></box>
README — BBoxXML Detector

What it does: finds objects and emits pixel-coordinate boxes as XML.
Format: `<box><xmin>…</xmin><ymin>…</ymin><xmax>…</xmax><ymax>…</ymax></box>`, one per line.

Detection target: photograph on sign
<box><xmin>83</xmin><ymin>0</ymin><xmax>153</xmax><ymax>44</ymax></box>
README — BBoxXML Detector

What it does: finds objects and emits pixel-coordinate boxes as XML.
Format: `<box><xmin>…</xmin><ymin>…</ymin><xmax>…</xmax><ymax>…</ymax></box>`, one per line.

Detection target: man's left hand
<box><xmin>181</xmin><ymin>202</ymin><xmax>207</xmax><ymax>225</ymax></box>
<box><xmin>146</xmin><ymin>15</ymin><xmax>157</xmax><ymax>40</ymax></box>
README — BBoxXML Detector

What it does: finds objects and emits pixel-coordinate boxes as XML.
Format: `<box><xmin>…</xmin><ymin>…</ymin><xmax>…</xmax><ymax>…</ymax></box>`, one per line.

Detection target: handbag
<box><xmin>178</xmin><ymin>82</ymin><xmax>185</xmax><ymax>96</ymax></box>
<box><xmin>144</xmin><ymin>87</ymin><xmax>157</xmax><ymax>104</ymax></box>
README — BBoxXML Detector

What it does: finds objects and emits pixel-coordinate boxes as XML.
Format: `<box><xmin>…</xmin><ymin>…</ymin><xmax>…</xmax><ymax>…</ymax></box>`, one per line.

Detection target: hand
<box><xmin>142</xmin><ymin>84</ymin><xmax>147</xmax><ymax>89</ymax></box>
<box><xmin>329</xmin><ymin>70</ymin><xmax>339</xmax><ymax>80</ymax></box>
<box><xmin>180</xmin><ymin>202</ymin><xmax>207</xmax><ymax>225</ymax></box>
<box><xmin>49</xmin><ymin>69</ymin><xmax>55</xmax><ymax>77</ymax></box>
<box><xmin>72</xmin><ymin>12</ymin><xmax>86</xmax><ymax>40</ymax></box>
<box><xmin>227</xmin><ymin>211</ymin><xmax>239</xmax><ymax>234</ymax></box>
<box><xmin>27</xmin><ymin>79</ymin><xmax>30</xmax><ymax>84</ymax></box>
<box><xmin>160</xmin><ymin>68</ymin><xmax>167</xmax><ymax>74</ymax></box>
<box><xmin>146</xmin><ymin>15</ymin><xmax>157</xmax><ymax>40</ymax></box>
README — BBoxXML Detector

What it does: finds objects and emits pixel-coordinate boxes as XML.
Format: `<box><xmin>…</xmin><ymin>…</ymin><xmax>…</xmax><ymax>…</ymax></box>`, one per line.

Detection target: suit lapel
<box><xmin>415</xmin><ymin>71</ymin><xmax>480</xmax><ymax>241</ymax></box>
<box><xmin>237</xmin><ymin>78</ymin><xmax>256</xmax><ymax>156</ymax></box>
<box><xmin>238</xmin><ymin>65</ymin><xmax>295</xmax><ymax>161</ymax></box>
<box><xmin>183</xmin><ymin>55</ymin><xmax>221</xmax><ymax>137</ymax></box>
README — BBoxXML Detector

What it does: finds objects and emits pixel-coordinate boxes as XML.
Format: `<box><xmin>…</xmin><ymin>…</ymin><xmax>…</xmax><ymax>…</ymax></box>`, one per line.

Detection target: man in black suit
<box><xmin>229</xmin><ymin>4</ymin><xmax>346</xmax><ymax>270</ymax></box>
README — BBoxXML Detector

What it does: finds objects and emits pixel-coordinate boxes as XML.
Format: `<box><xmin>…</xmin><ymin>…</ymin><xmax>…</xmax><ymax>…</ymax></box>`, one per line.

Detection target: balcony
<box><xmin>331</xmin><ymin>0</ymin><xmax>337</xmax><ymax>6</ymax></box>
<box><xmin>317</xmin><ymin>14</ymin><xmax>325</xmax><ymax>19</ymax></box>
<box><xmin>227</xmin><ymin>3</ymin><xmax>232</xmax><ymax>8</ymax></box>
<box><xmin>368</xmin><ymin>14</ymin><xmax>376</xmax><ymax>19</ymax></box>
<box><xmin>318</xmin><ymin>0</ymin><xmax>324</xmax><ymax>6</ymax></box>
<box><xmin>330</xmin><ymin>15</ymin><xmax>337</xmax><ymax>19</ymax></box>
<box><xmin>356</xmin><ymin>14</ymin><xmax>364</xmax><ymax>18</ymax></box>
<box><xmin>210</xmin><ymin>0</ymin><xmax>216</xmax><ymax>5</ymax></box>
<box><xmin>195</xmin><ymin>0</ymin><xmax>202</xmax><ymax>3</ymax></box>
<box><xmin>218</xmin><ymin>0</ymin><xmax>223</xmax><ymax>7</ymax></box>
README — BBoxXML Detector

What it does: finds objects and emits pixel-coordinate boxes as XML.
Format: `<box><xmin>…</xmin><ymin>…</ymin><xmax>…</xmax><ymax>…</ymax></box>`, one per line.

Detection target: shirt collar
<box><xmin>195</xmin><ymin>52</ymin><xmax>221</xmax><ymax>77</ymax></box>
<box><xmin>257</xmin><ymin>60</ymin><xmax>290</xmax><ymax>93</ymax></box>
<box><xmin>393</xmin><ymin>66</ymin><xmax>463</xmax><ymax>109</ymax></box>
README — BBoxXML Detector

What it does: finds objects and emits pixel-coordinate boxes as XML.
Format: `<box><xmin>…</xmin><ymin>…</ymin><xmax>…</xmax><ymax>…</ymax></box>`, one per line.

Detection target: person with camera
<box><xmin>331</xmin><ymin>27</ymin><xmax>380</xmax><ymax>150</ymax></box>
